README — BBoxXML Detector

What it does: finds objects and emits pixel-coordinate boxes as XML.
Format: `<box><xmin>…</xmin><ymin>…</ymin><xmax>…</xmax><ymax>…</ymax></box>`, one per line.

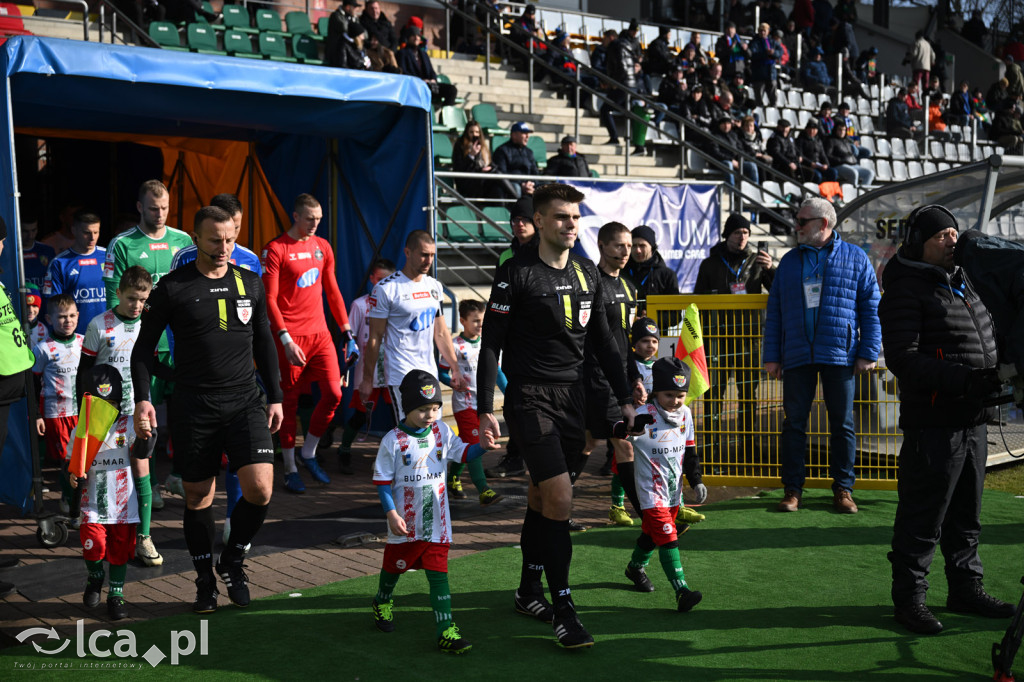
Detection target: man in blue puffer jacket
<box><xmin>763</xmin><ymin>197</ymin><xmax>881</xmax><ymax>514</ymax></box>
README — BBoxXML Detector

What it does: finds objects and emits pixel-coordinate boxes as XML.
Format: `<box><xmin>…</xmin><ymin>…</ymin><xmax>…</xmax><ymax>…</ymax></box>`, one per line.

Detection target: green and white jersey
<box><xmin>629</xmin><ymin>402</ymin><xmax>695</xmax><ymax>511</ymax></box>
<box><xmin>103</xmin><ymin>225</ymin><xmax>191</xmax><ymax>306</ymax></box>
<box><xmin>70</xmin><ymin>415</ymin><xmax>139</xmax><ymax>525</ymax></box>
<box><xmin>372</xmin><ymin>421</ymin><xmax>469</xmax><ymax>545</ymax></box>
<box><xmin>32</xmin><ymin>333</ymin><xmax>83</xmax><ymax>418</ymax></box>
<box><xmin>82</xmin><ymin>309</ymin><xmax>141</xmax><ymax>415</ymax></box>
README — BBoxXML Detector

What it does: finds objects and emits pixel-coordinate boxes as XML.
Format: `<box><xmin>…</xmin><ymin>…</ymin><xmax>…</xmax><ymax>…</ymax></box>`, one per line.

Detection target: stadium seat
<box><xmin>223</xmin><ymin>29</ymin><xmax>261</xmax><ymax>58</ymax></box>
<box><xmin>929</xmin><ymin>140</ymin><xmax>944</xmax><ymax>159</ymax></box>
<box><xmin>292</xmin><ymin>34</ymin><xmax>323</xmax><ymax>64</ymax></box>
<box><xmin>938</xmin><ymin>161</ymin><xmax>952</xmax><ymax>171</ymax></box>
<box><xmin>432</xmin><ymin>132</ymin><xmax>454</xmax><ymax>167</ymax></box>
<box><xmin>859</xmin><ymin>136</ymin><xmax>875</xmax><ymax>156</ymax></box>
<box><xmin>0</xmin><ymin>3</ymin><xmax>32</xmax><ymax>35</ymax></box>
<box><xmin>443</xmin><ymin>205</ymin><xmax>480</xmax><ymax>242</ymax></box>
<box><xmin>183</xmin><ymin>1</ymin><xmax>216</xmax><ymax>26</ymax></box>
<box><xmin>527</xmin><ymin>135</ymin><xmax>548</xmax><ymax>170</ymax></box>
<box><xmin>796</xmin><ymin>110</ymin><xmax>811</xmax><ymax>128</ymax></box>
<box><xmin>590</xmin><ymin>169</ymin><xmax>600</xmax><ymax>177</ymax></box>
<box><xmin>904</xmin><ymin>139</ymin><xmax>920</xmax><ymax>159</ymax></box>
<box><xmin>571</xmin><ymin>47</ymin><xmax>590</xmax><ymax>66</ymax></box>
<box><xmin>255</xmin><ymin>9</ymin><xmax>285</xmax><ymax>34</ymax></box>
<box><xmin>435</xmin><ymin>73</ymin><xmax>465</xmax><ymax>104</ymax></box>
<box><xmin>908</xmin><ymin>160</ymin><xmax>924</xmax><ymax>178</ymax></box>
<box><xmin>892</xmin><ymin>160</ymin><xmax>908</xmax><ymax>182</ymax></box>
<box><xmin>317</xmin><ymin>16</ymin><xmax>329</xmax><ymax>38</ymax></box>
<box><xmin>222</xmin><ymin>4</ymin><xmax>253</xmax><ymax>33</ymax></box>
<box><xmin>740</xmin><ymin>181</ymin><xmax>763</xmax><ymax>207</ymax></box>
<box><xmin>774</xmin><ymin>89</ymin><xmax>786</xmax><ymax>108</ymax></box>
<box><xmin>149</xmin><ymin>21</ymin><xmax>187</xmax><ymax>50</ymax></box>
<box><xmin>187</xmin><ymin>23</ymin><xmax>225</xmax><ymax>54</ymax></box>
<box><xmin>923</xmin><ymin>160</ymin><xmax>938</xmax><ymax>174</ymax></box>
<box><xmin>258</xmin><ymin>32</ymin><xmax>297</xmax><ymax>61</ymax></box>
<box><xmin>787</xmin><ymin>90</ymin><xmax>802</xmax><ymax>110</ymax></box>
<box><xmin>783</xmin><ymin>181</ymin><xmax>803</xmax><ymax>201</ymax></box>
<box><xmin>686</xmin><ymin>148</ymin><xmax>710</xmax><ymax>175</ymax></box>
<box><xmin>957</xmin><ymin>144</ymin><xmax>971</xmax><ymax>163</ymax></box>
<box><xmin>438</xmin><ymin>105</ymin><xmax>468</xmax><ymax>134</ymax></box>
<box><xmin>761</xmin><ymin>180</ymin><xmax>784</xmax><ymax>206</ymax></box>
<box><xmin>841</xmin><ymin>183</ymin><xmax>857</xmax><ymax>201</ymax></box>
<box><xmin>875</xmin><ymin>138</ymin><xmax>891</xmax><ymax>158</ymax></box>
<box><xmin>875</xmin><ymin>159</ymin><xmax>893</xmax><ymax>182</ymax></box>
<box><xmin>943</xmin><ymin>142</ymin><xmax>957</xmax><ymax>160</ymax></box>
<box><xmin>802</xmin><ymin>182</ymin><xmax>820</xmax><ymax>196</ymax></box>
<box><xmin>285</xmin><ymin>11</ymin><xmax>317</xmax><ymax>38</ymax></box>
<box><xmin>859</xmin><ymin>115</ymin><xmax>875</xmax><ymax>134</ymax></box>
<box><xmin>764</xmin><ymin>107</ymin><xmax>780</xmax><ymax>126</ymax></box>
<box><xmin>802</xmin><ymin>92</ymin><xmax>817</xmax><ymax>110</ymax></box>
<box><xmin>481</xmin><ymin>206</ymin><xmax>512</xmax><ymax>241</ymax></box>
<box><xmin>470</xmin><ymin>103</ymin><xmax>509</xmax><ymax>136</ymax></box>
<box><xmin>491</xmin><ymin>133</ymin><xmax>510</xmax><ymax>151</ymax></box>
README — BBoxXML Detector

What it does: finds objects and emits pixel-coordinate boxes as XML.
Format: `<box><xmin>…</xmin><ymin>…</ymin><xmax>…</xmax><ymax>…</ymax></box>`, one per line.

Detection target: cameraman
<box><xmin>879</xmin><ymin>205</ymin><xmax>1014</xmax><ymax>635</ymax></box>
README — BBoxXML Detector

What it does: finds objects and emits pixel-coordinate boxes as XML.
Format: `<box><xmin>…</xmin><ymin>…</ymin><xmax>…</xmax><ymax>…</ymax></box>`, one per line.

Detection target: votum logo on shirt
<box><xmin>297</xmin><ymin>268</ymin><xmax>320</xmax><ymax>288</ymax></box>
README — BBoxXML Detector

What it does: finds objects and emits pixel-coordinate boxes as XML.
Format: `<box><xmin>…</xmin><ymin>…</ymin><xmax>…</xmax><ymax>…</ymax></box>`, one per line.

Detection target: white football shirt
<box><xmin>367</xmin><ymin>271</ymin><xmax>444</xmax><ymax>386</ymax></box>
<box><xmin>629</xmin><ymin>402</ymin><xmax>696</xmax><ymax>510</ymax></box>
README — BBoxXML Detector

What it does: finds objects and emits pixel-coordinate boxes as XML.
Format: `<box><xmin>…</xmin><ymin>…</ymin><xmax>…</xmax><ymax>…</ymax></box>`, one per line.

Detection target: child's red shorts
<box><xmin>453</xmin><ymin>409</ymin><xmax>479</xmax><ymax>446</ymax></box>
<box><xmin>80</xmin><ymin>522</ymin><xmax>137</xmax><ymax>564</ymax></box>
<box><xmin>382</xmin><ymin>540</ymin><xmax>449</xmax><ymax>574</ymax></box>
<box><xmin>641</xmin><ymin>506</ymin><xmax>680</xmax><ymax>545</ymax></box>
<box><xmin>44</xmin><ymin>416</ymin><xmax>77</xmax><ymax>464</ymax></box>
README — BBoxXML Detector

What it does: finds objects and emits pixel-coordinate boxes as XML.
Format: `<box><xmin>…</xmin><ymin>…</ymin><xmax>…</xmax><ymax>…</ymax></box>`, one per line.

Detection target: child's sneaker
<box><xmin>215</xmin><ymin>557</ymin><xmax>250</xmax><ymax>607</ymax></box>
<box><xmin>437</xmin><ymin>623</ymin><xmax>472</xmax><ymax>654</ymax></box>
<box><xmin>284</xmin><ymin>472</ymin><xmax>306</xmax><ymax>494</ymax></box>
<box><xmin>192</xmin><ymin>574</ymin><xmax>219</xmax><ymax>614</ymax></box>
<box><xmin>164</xmin><ymin>474</ymin><xmax>185</xmax><ymax>498</ymax></box>
<box><xmin>448</xmin><ymin>476</ymin><xmax>466</xmax><ymax>499</ymax></box>
<box><xmin>625</xmin><ymin>564</ymin><xmax>655</xmax><ymax>592</ymax></box>
<box><xmin>107</xmin><ymin>596</ymin><xmax>128</xmax><ymax>621</ymax></box>
<box><xmin>83</xmin><ymin>576</ymin><xmax>103</xmax><ymax>608</ymax></box>
<box><xmin>479</xmin><ymin>489</ymin><xmax>503</xmax><ymax>506</ymax></box>
<box><xmin>514</xmin><ymin>589</ymin><xmax>554</xmax><ymax>623</ymax></box>
<box><xmin>372</xmin><ymin>599</ymin><xmax>395</xmax><ymax>632</ymax></box>
<box><xmin>609</xmin><ymin>505</ymin><xmax>633</xmax><ymax>526</ymax></box>
<box><xmin>677</xmin><ymin>507</ymin><xmax>706</xmax><ymax>524</ymax></box>
<box><xmin>676</xmin><ymin>586</ymin><xmax>703</xmax><ymax>612</ymax></box>
<box><xmin>302</xmin><ymin>456</ymin><xmax>331</xmax><ymax>484</ymax></box>
<box><xmin>136</xmin><ymin>535</ymin><xmax>163</xmax><ymax>566</ymax></box>
<box><xmin>552</xmin><ymin>609</ymin><xmax>594</xmax><ymax>649</ymax></box>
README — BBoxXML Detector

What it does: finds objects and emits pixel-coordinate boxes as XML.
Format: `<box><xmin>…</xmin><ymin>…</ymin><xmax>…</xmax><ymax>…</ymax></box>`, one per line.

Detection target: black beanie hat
<box><xmin>631</xmin><ymin>317</ymin><xmax>659</xmax><ymax>346</ymax></box>
<box><xmin>906</xmin><ymin>205</ymin><xmax>958</xmax><ymax>249</ymax></box>
<box><xmin>652</xmin><ymin>357</ymin><xmax>691</xmax><ymax>393</ymax></box>
<box><xmin>632</xmin><ymin>225</ymin><xmax>657</xmax><ymax>250</ymax></box>
<box><xmin>722</xmin><ymin>213</ymin><xmax>750</xmax><ymax>240</ymax></box>
<box><xmin>510</xmin><ymin>196</ymin><xmax>533</xmax><ymax>221</ymax></box>
<box><xmin>400</xmin><ymin>369</ymin><xmax>442</xmax><ymax>414</ymax></box>
<box><xmin>81</xmin><ymin>363</ymin><xmax>124</xmax><ymax>409</ymax></box>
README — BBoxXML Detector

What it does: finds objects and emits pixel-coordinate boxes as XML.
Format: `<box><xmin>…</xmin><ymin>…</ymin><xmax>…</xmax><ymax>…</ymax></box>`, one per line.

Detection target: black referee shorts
<box><xmin>583</xmin><ymin>372</ymin><xmax>621</xmax><ymax>440</ymax></box>
<box><xmin>169</xmin><ymin>383</ymin><xmax>275</xmax><ymax>483</ymax></box>
<box><xmin>502</xmin><ymin>382</ymin><xmax>585</xmax><ymax>485</ymax></box>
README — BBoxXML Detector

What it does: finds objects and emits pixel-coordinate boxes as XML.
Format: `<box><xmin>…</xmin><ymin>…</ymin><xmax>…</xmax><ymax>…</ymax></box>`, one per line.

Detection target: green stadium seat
<box><xmin>590</xmin><ymin>168</ymin><xmax>600</xmax><ymax>178</ymax></box>
<box><xmin>481</xmin><ymin>206</ymin><xmax>511</xmax><ymax>242</ymax></box>
<box><xmin>470</xmin><ymin>103</ymin><xmax>509</xmax><ymax>136</ymax></box>
<box><xmin>436</xmin><ymin>73</ymin><xmax>465</xmax><ymax>104</ymax></box>
<box><xmin>438</xmin><ymin>105</ymin><xmax>468</xmax><ymax>134</ymax></box>
<box><xmin>432</xmin><ymin>108</ymin><xmax>450</xmax><ymax>134</ymax></box>
<box><xmin>286</xmin><ymin>11</ymin><xmax>319</xmax><ymax>39</ymax></box>
<box><xmin>224</xmin><ymin>29</ymin><xmax>262</xmax><ymax>58</ymax></box>
<box><xmin>317</xmin><ymin>16</ymin><xmax>329</xmax><ymax>38</ymax></box>
<box><xmin>491</xmin><ymin>133</ymin><xmax>510</xmax><ymax>150</ymax></box>
<box><xmin>442</xmin><ymin>205</ymin><xmax>479</xmax><ymax>242</ymax></box>
<box><xmin>433</xmin><ymin>133</ymin><xmax>454</xmax><ymax>167</ymax></box>
<box><xmin>258</xmin><ymin>32</ymin><xmax>297</xmax><ymax>62</ymax></box>
<box><xmin>149</xmin><ymin>21</ymin><xmax>187</xmax><ymax>50</ymax></box>
<box><xmin>527</xmin><ymin>134</ymin><xmax>547</xmax><ymax>170</ymax></box>
<box><xmin>255</xmin><ymin>9</ymin><xmax>285</xmax><ymax>35</ymax></box>
<box><xmin>182</xmin><ymin>1</ymin><xmax>216</xmax><ymax>26</ymax></box>
<box><xmin>222</xmin><ymin>4</ymin><xmax>254</xmax><ymax>33</ymax></box>
<box><xmin>187</xmin><ymin>23</ymin><xmax>226</xmax><ymax>54</ymax></box>
<box><xmin>292</xmin><ymin>35</ymin><xmax>323</xmax><ymax>64</ymax></box>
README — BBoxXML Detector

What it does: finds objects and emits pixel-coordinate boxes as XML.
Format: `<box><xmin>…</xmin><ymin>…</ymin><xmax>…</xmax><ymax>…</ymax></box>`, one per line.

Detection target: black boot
<box><xmin>894</xmin><ymin>602</ymin><xmax>943</xmax><ymax>634</ymax></box>
<box><xmin>947</xmin><ymin>580</ymin><xmax>1014</xmax><ymax>618</ymax></box>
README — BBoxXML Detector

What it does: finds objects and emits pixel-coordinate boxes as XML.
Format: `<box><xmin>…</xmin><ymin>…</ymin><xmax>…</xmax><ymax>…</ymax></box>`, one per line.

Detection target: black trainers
<box><xmin>83</xmin><ymin>576</ymin><xmax>103</xmax><ymax>608</ymax></box>
<box><xmin>947</xmin><ymin>580</ymin><xmax>1014</xmax><ymax>618</ymax></box>
<box><xmin>193</xmin><ymin>574</ymin><xmax>220</xmax><ymax>614</ymax></box>
<box><xmin>514</xmin><ymin>589</ymin><xmax>554</xmax><ymax>623</ymax></box>
<box><xmin>438</xmin><ymin>623</ymin><xmax>472</xmax><ymax>654</ymax></box>
<box><xmin>552</xmin><ymin>608</ymin><xmax>595</xmax><ymax>649</ymax></box>
<box><xmin>107</xmin><ymin>596</ymin><xmax>128</xmax><ymax>621</ymax></box>
<box><xmin>625</xmin><ymin>564</ymin><xmax>655</xmax><ymax>592</ymax></box>
<box><xmin>894</xmin><ymin>602</ymin><xmax>943</xmax><ymax>634</ymax></box>
<box><xmin>372</xmin><ymin>599</ymin><xmax>395</xmax><ymax>633</ymax></box>
<box><xmin>676</xmin><ymin>586</ymin><xmax>703</xmax><ymax>612</ymax></box>
<box><xmin>216</xmin><ymin>557</ymin><xmax>251</xmax><ymax>607</ymax></box>
<box><xmin>485</xmin><ymin>454</ymin><xmax>526</xmax><ymax>478</ymax></box>
<box><xmin>568</xmin><ymin>519</ymin><xmax>589</xmax><ymax>532</ymax></box>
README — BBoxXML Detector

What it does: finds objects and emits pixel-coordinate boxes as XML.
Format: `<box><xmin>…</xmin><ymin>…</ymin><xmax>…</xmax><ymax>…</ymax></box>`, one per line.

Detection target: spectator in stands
<box><xmin>731</xmin><ymin>73</ymin><xmax>756</xmax><ymax>115</ymax></box>
<box><xmin>491</xmin><ymin>121</ymin><xmax>539</xmax><ymax>199</ymax></box>
<box><xmin>776</xmin><ymin>29</ymin><xmax>794</xmax><ymax>83</ymax></box>
<box><xmin>678</xmin><ymin>45</ymin><xmax>700</xmax><ymax>86</ymax></box>
<box><xmin>655</xmin><ymin>66</ymin><xmax>688</xmax><ymax>124</ymax></box>
<box><xmin>510</xmin><ymin>2</ymin><xmax>544</xmax><ymax>51</ymax></box>
<box><xmin>801</xmin><ymin>47</ymin><xmax>834</xmax><ymax>95</ymax></box>
<box><xmin>905</xmin><ymin>31</ymin><xmax>934</xmax><ymax>89</ymax></box>
<box><xmin>398</xmin><ymin>27</ymin><xmax>458</xmax><ymax>108</ymax></box>
<box><xmin>836</xmin><ymin>0</ymin><xmax>858</xmax><ymax>25</ymax></box>
<box><xmin>624</xmin><ymin>224</ymin><xmax>680</xmax><ymax>316</ymax></box>
<box><xmin>972</xmin><ymin>87</ymin><xmax>992</xmax><ymax>130</ymax></box>
<box><xmin>834</xmin><ymin>101</ymin><xmax>870</xmax><ymax>158</ymax></box>
<box><xmin>987</xmin><ymin>77</ymin><xmax>1011</xmax><ymax>114</ymax></box>
<box><xmin>825</xmin><ymin>119</ymin><xmax>874</xmax><ymax>187</ymax></box>
<box><xmin>925</xmin><ymin>74</ymin><xmax>944</xmax><ymax>102</ymax></box>
<box><xmin>992</xmin><ymin>101</ymin><xmax>1024</xmax><ymax>154</ymax></box>
<box><xmin>712</xmin><ymin>90</ymin><xmax>740</xmax><ymax>125</ymax></box>
<box><xmin>716</xmin><ymin>22</ymin><xmax>749</xmax><ymax>80</ymax></box>
<box><xmin>682</xmin><ymin>83</ymin><xmax>713</xmax><ymax>130</ymax></box>
<box><xmin>326</xmin><ymin>0</ymin><xmax>362</xmax><ymax>67</ymax></box>
<box><xmin>545</xmin><ymin>136</ymin><xmax>591</xmax><ymax>177</ymax></box>
<box><xmin>366</xmin><ymin>31</ymin><xmax>399</xmax><ymax>73</ymax></box>
<box><xmin>796</xmin><ymin>120</ymin><xmax>836</xmax><ymax>183</ymax></box>
<box><xmin>887</xmin><ymin>88</ymin><xmax>920</xmax><ymax>139</ymax></box>
<box><xmin>792</xmin><ymin>0</ymin><xmax>815</xmax><ymax>38</ymax></box>
<box><xmin>812</xmin><ymin>0</ymin><xmax>834</xmax><ymax>37</ymax></box>
<box><xmin>928</xmin><ymin>96</ymin><xmax>951</xmax><ymax>141</ymax></box>
<box><xmin>835</xmin><ymin>48</ymin><xmax>870</xmax><ymax>99</ymax></box>
<box><xmin>855</xmin><ymin>46</ymin><xmax>879</xmax><ymax>84</ymax></box>
<box><xmin>590</xmin><ymin>29</ymin><xmax>616</xmax><ymax>76</ymax></box>
<box><xmin>946</xmin><ymin>81</ymin><xmax>973</xmax><ymax>128</ymax></box>
<box><xmin>452</xmin><ymin>121</ymin><xmax>493</xmax><ymax>198</ymax></box>
<box><xmin>545</xmin><ymin>29</ymin><xmax>580</xmax><ymax>96</ymax></box>
<box><xmin>727</xmin><ymin>0</ymin><xmax>750</xmax><ymax>29</ymax></box>
<box><xmin>703</xmin><ymin>61</ymin><xmax>728</xmax><ymax>100</ymax></box>
<box><xmin>685</xmin><ymin>32</ymin><xmax>710</xmax><ymax>68</ymax></box>
<box><xmin>749</xmin><ymin>23</ymin><xmax>783</xmax><ymax>107</ymax></box>
<box><xmin>767</xmin><ymin>119</ymin><xmax>807</xmax><ymax>181</ymax></box>
<box><xmin>602</xmin><ymin>24</ymin><xmax>643</xmax><ymax>147</ymax></box>
<box><xmin>335</xmin><ymin>22</ymin><xmax>370</xmax><ymax>70</ymax></box>
<box><xmin>644</xmin><ymin>25</ymin><xmax>675</xmax><ymax>78</ymax></box>
<box><xmin>706</xmin><ymin>116</ymin><xmax>757</xmax><ymax>186</ymax></box>
<box><xmin>962</xmin><ymin>10</ymin><xmax>988</xmax><ymax>49</ymax></box>
<box><xmin>765</xmin><ymin>0</ymin><xmax>788</xmax><ymax>30</ymax></box>
<box><xmin>817</xmin><ymin>101</ymin><xmax>836</xmax><ymax>136</ymax></box>
<box><xmin>359</xmin><ymin>0</ymin><xmax>396</xmax><ymax>51</ymax></box>
<box><xmin>1006</xmin><ymin>56</ymin><xmax>1024</xmax><ymax>100</ymax></box>
<box><xmin>738</xmin><ymin>115</ymin><xmax>772</xmax><ymax>167</ymax></box>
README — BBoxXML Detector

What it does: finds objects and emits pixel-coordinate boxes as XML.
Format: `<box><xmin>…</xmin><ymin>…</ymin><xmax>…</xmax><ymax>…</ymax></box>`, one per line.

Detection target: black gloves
<box><xmin>611</xmin><ymin>413</ymin><xmax>655</xmax><ymax>440</ymax></box>
<box><xmin>965</xmin><ymin>367</ymin><xmax>1002</xmax><ymax>400</ymax></box>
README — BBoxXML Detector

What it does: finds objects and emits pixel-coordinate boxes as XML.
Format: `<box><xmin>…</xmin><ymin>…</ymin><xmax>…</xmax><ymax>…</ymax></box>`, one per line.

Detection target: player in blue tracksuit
<box><xmin>43</xmin><ymin>210</ymin><xmax>107</xmax><ymax>335</ymax></box>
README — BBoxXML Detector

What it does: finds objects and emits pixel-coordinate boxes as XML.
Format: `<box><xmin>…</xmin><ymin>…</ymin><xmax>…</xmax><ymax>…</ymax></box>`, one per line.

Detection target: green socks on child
<box><xmin>659</xmin><ymin>545</ymin><xmax>687</xmax><ymax>592</ymax></box>
<box><xmin>426</xmin><ymin>570</ymin><xmax>453</xmax><ymax>637</ymax></box>
<box><xmin>108</xmin><ymin>563</ymin><xmax>128</xmax><ymax>598</ymax></box>
<box><xmin>611</xmin><ymin>474</ymin><xmax>626</xmax><ymax>507</ymax></box>
<box><xmin>136</xmin><ymin>474</ymin><xmax>152</xmax><ymax>537</ymax></box>
<box><xmin>375</xmin><ymin>569</ymin><xmax>400</xmax><ymax>603</ymax></box>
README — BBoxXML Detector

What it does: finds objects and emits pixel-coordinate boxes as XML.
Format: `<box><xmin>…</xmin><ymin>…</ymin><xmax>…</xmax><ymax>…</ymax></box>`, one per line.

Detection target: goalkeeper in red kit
<box><xmin>261</xmin><ymin>194</ymin><xmax>357</xmax><ymax>493</ymax></box>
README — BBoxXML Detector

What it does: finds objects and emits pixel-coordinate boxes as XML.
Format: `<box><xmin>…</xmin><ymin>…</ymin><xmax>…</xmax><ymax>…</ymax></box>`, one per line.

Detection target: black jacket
<box><xmin>492</xmin><ymin>141</ymin><xmax>539</xmax><ymax>176</ymax></box>
<box><xmin>359</xmin><ymin>13</ymin><xmax>396</xmax><ymax>50</ymax></box>
<box><xmin>325</xmin><ymin>8</ymin><xmax>355</xmax><ymax>67</ymax></box>
<box><xmin>624</xmin><ymin>251</ymin><xmax>679</xmax><ymax>314</ymax></box>
<box><xmin>878</xmin><ymin>249</ymin><xmax>998</xmax><ymax>429</ymax></box>
<box><xmin>824</xmin><ymin>135</ymin><xmax>858</xmax><ymax>166</ymax></box>
<box><xmin>682</xmin><ymin>96</ymin><xmax>713</xmax><ymax>129</ymax></box>
<box><xmin>397</xmin><ymin>46</ymin><xmax>437</xmax><ymax>80</ymax></box>
<box><xmin>607</xmin><ymin>35</ymin><xmax>638</xmax><ymax>88</ymax></box>
<box><xmin>693</xmin><ymin>241</ymin><xmax>774</xmax><ymax>295</ymax></box>
<box><xmin>544</xmin><ymin>152</ymin><xmax>591</xmax><ymax>177</ymax></box>
<box><xmin>644</xmin><ymin>36</ymin><xmax>675</xmax><ymax>76</ymax></box>
<box><xmin>706</xmin><ymin>126</ymin><xmax>739</xmax><ymax>164</ymax></box>
<box><xmin>336</xmin><ymin>38</ymin><xmax>368</xmax><ymax>70</ymax></box>
<box><xmin>797</xmin><ymin>130</ymin><xmax>829</xmax><ymax>167</ymax></box>
<box><xmin>767</xmin><ymin>131</ymin><xmax>801</xmax><ymax>173</ymax></box>
<box><xmin>657</xmin><ymin>78</ymin><xmax>688</xmax><ymax>110</ymax></box>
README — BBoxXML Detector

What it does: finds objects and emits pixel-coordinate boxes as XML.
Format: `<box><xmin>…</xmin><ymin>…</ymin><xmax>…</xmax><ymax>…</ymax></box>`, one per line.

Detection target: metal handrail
<box><xmin>97</xmin><ymin>0</ymin><xmax>159</xmax><ymax>47</ymax></box>
<box><xmin>18</xmin><ymin>0</ymin><xmax>90</xmax><ymax>41</ymax></box>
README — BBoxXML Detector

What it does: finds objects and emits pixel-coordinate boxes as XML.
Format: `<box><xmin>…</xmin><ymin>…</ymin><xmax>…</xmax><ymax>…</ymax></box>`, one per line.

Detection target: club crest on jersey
<box><xmin>580</xmin><ymin>309</ymin><xmax>591</xmax><ymax>326</ymax></box>
<box><xmin>314</xmin><ymin>247</ymin><xmax>324</xmax><ymax>261</ymax></box>
<box><xmin>236</xmin><ymin>299</ymin><xmax>253</xmax><ymax>324</ymax></box>
<box><xmin>116</xmin><ymin>434</ymin><xmax>126</xmax><ymax>448</ymax></box>
<box><xmin>673</xmin><ymin>375</ymin><xmax>688</xmax><ymax>389</ymax></box>
<box><xmin>420</xmin><ymin>385</ymin><xmax>436</xmax><ymax>399</ymax></box>
<box><xmin>97</xmin><ymin>382</ymin><xmax>113</xmax><ymax>397</ymax></box>
<box><xmin>646</xmin><ymin>323</ymin><xmax>658</xmax><ymax>334</ymax></box>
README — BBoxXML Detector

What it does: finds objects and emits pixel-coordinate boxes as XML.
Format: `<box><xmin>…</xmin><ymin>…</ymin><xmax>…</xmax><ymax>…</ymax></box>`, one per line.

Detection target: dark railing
<box><xmin>98</xmin><ymin>0</ymin><xmax>160</xmax><ymax>47</ymax></box>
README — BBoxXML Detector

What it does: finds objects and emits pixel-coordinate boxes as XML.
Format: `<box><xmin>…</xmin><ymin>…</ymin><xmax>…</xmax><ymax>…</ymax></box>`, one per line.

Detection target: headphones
<box><xmin>903</xmin><ymin>204</ymin><xmax>959</xmax><ymax>260</ymax></box>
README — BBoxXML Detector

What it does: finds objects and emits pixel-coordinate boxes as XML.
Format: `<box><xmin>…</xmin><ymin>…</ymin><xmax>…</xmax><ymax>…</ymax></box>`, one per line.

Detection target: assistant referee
<box><xmin>132</xmin><ymin>206</ymin><xmax>283</xmax><ymax>614</ymax></box>
<box><xmin>478</xmin><ymin>183</ymin><xmax>637</xmax><ymax>649</ymax></box>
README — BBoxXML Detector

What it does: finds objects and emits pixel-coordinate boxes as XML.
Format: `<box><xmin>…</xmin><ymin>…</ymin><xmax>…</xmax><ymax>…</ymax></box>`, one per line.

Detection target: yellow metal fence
<box><xmin>647</xmin><ymin>295</ymin><xmax>900</xmax><ymax>490</ymax></box>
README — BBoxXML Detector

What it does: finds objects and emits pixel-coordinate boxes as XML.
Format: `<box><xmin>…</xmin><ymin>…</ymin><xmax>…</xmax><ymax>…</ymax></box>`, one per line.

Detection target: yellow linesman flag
<box><xmin>674</xmin><ymin>303</ymin><xmax>711</xmax><ymax>406</ymax></box>
<box><xmin>68</xmin><ymin>394</ymin><xmax>120</xmax><ymax>479</ymax></box>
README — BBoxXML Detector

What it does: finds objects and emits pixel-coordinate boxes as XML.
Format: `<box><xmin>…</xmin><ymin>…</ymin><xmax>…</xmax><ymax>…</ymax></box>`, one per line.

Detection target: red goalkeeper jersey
<box><xmin>261</xmin><ymin>233</ymin><xmax>349</xmax><ymax>336</ymax></box>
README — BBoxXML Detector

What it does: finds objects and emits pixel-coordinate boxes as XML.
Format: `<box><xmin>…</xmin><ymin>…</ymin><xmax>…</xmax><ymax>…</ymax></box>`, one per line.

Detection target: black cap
<box><xmin>652</xmin><ymin>357</ymin><xmax>691</xmax><ymax>393</ymax></box>
<box><xmin>632</xmin><ymin>225</ymin><xmax>657</xmax><ymax>250</ymax></box>
<box><xmin>838</xmin><ymin>101</ymin><xmax>851</xmax><ymax>111</ymax></box>
<box><xmin>722</xmin><ymin>213</ymin><xmax>750</xmax><ymax>239</ymax></box>
<box><xmin>400</xmin><ymin>369</ymin><xmax>443</xmax><ymax>414</ymax></box>
<box><xmin>805</xmin><ymin>119</ymin><xmax>819</xmax><ymax>129</ymax></box>
<box><xmin>631</xmin><ymin>317</ymin><xmax>659</xmax><ymax>346</ymax></box>
<box><xmin>778</xmin><ymin>118</ymin><xmax>792</xmax><ymax>128</ymax></box>
<box><xmin>510</xmin><ymin>196</ymin><xmax>533</xmax><ymax>221</ymax></box>
<box><xmin>81</xmin><ymin>363</ymin><xmax>124</xmax><ymax>409</ymax></box>
<box><xmin>348</xmin><ymin>21</ymin><xmax>366</xmax><ymax>38</ymax></box>
<box><xmin>906</xmin><ymin>204</ymin><xmax>959</xmax><ymax>252</ymax></box>
<box><xmin>659</xmin><ymin>25</ymin><xmax>671</xmax><ymax>36</ymax></box>
<box><xmin>561</xmin><ymin>135</ymin><xmax>577</xmax><ymax>145</ymax></box>
<box><xmin>628</xmin><ymin>18</ymin><xmax>639</xmax><ymax>32</ymax></box>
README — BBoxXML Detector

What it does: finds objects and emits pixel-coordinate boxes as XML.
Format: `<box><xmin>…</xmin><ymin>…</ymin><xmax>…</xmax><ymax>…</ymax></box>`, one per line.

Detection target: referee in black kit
<box><xmin>478</xmin><ymin>183</ymin><xmax>638</xmax><ymax>649</ymax></box>
<box><xmin>131</xmin><ymin>206</ymin><xmax>282</xmax><ymax>614</ymax></box>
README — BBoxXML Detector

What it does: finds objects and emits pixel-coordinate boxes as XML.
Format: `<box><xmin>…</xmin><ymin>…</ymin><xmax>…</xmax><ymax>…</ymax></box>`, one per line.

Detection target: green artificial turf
<box><xmin>4</xmin><ymin>489</ymin><xmax>1024</xmax><ymax>681</ymax></box>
